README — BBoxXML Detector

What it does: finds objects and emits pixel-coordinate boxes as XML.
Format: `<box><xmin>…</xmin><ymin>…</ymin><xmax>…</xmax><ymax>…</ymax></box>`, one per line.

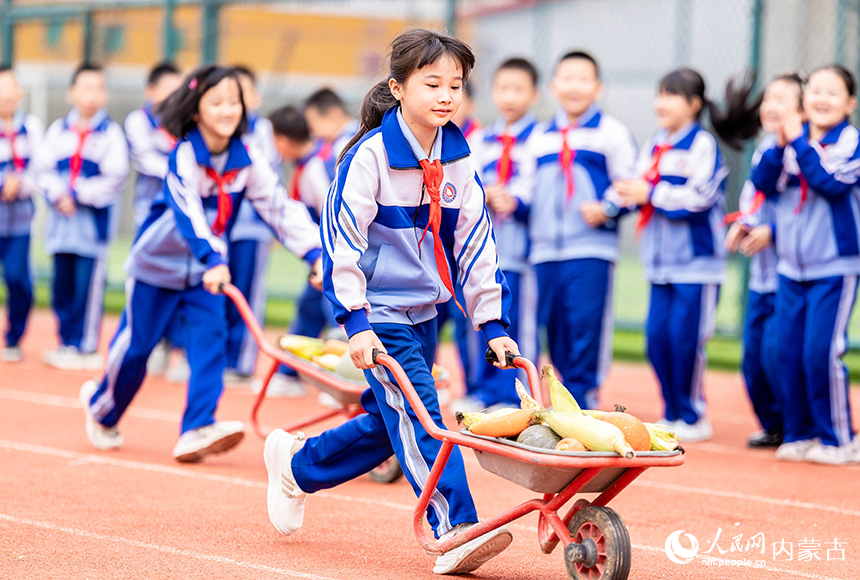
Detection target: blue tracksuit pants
<box><xmin>646</xmin><ymin>282</ymin><xmax>719</xmax><ymax>425</ymax></box>
<box><xmin>775</xmin><ymin>275</ymin><xmax>857</xmax><ymax>447</ymax></box>
<box><xmin>226</xmin><ymin>239</ymin><xmax>270</xmax><ymax>376</ymax></box>
<box><xmin>742</xmin><ymin>290</ymin><xmax>781</xmax><ymax>432</ymax></box>
<box><xmin>85</xmin><ymin>279</ymin><xmax>228</xmax><ymax>434</ymax></box>
<box><xmin>291</xmin><ymin>320</ymin><xmax>479</xmax><ymax>537</ymax></box>
<box><xmin>536</xmin><ymin>258</ymin><xmax>614</xmax><ymax>409</ymax></box>
<box><xmin>51</xmin><ymin>252</ymin><xmax>106</xmax><ymax>353</ymax></box>
<box><xmin>0</xmin><ymin>234</ymin><xmax>33</xmax><ymax>347</ymax></box>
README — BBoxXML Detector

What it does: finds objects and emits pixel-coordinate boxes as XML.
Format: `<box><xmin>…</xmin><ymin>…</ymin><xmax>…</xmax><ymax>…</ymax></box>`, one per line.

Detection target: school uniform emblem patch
<box><xmin>442</xmin><ymin>183</ymin><xmax>457</xmax><ymax>203</ymax></box>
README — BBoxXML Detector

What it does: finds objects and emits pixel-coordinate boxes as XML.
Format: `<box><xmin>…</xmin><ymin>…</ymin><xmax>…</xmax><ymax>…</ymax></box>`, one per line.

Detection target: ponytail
<box><xmin>706</xmin><ymin>70</ymin><xmax>762</xmax><ymax>151</ymax></box>
<box><xmin>339</xmin><ymin>79</ymin><xmax>398</xmax><ymax>163</ymax></box>
<box><xmin>337</xmin><ymin>28</ymin><xmax>476</xmax><ymax>165</ymax></box>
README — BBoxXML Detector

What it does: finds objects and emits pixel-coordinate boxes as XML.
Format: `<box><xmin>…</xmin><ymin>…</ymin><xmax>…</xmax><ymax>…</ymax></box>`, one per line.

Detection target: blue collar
<box><xmin>654</xmin><ymin>122</ymin><xmax>700</xmax><ymax>150</ymax></box>
<box><xmin>247</xmin><ymin>112</ymin><xmax>259</xmax><ymax>132</ymax></box>
<box><xmin>806</xmin><ymin>120</ymin><xmax>851</xmax><ymax>146</ymax></box>
<box><xmin>381</xmin><ymin>107</ymin><xmax>471</xmax><ymax>169</ymax></box>
<box><xmin>6</xmin><ymin>110</ymin><xmax>27</xmax><ymax>134</ymax></box>
<box><xmin>548</xmin><ymin>104</ymin><xmax>601</xmax><ymax>132</ymax></box>
<box><xmin>297</xmin><ymin>140</ymin><xmax>323</xmax><ymax>168</ymax></box>
<box><xmin>396</xmin><ymin>107</ymin><xmax>442</xmax><ymax>162</ymax></box>
<box><xmin>63</xmin><ymin>108</ymin><xmax>111</xmax><ymax>133</ymax></box>
<box><xmin>142</xmin><ymin>102</ymin><xmax>161</xmax><ymax>129</ymax></box>
<box><xmin>186</xmin><ymin>126</ymin><xmax>252</xmax><ymax>172</ymax></box>
<box><xmin>484</xmin><ymin>113</ymin><xmax>538</xmax><ymax>142</ymax></box>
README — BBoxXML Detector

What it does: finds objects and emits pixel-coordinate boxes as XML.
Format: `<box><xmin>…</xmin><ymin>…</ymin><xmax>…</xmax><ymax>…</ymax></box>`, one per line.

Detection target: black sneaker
<box><xmin>747</xmin><ymin>428</ymin><xmax>783</xmax><ymax>448</ymax></box>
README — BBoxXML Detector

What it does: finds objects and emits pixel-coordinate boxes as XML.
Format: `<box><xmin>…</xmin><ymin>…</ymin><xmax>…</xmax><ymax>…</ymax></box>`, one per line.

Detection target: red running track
<box><xmin>1</xmin><ymin>309</ymin><xmax>859</xmax><ymax>579</ymax></box>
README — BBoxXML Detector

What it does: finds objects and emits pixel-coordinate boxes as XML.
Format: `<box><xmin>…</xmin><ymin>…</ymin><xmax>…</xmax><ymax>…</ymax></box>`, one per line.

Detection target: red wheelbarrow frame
<box><xmin>222</xmin><ymin>283</ymin><xmax>366</xmax><ymax>439</ymax></box>
<box><xmin>369</xmin><ymin>350</ymin><xmax>685</xmax><ymax>558</ymax></box>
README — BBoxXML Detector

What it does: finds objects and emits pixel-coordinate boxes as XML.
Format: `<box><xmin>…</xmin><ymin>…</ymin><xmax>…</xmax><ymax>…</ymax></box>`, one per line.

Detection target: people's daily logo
<box><xmin>665</xmin><ymin>530</ymin><xmax>699</xmax><ymax>564</ymax></box>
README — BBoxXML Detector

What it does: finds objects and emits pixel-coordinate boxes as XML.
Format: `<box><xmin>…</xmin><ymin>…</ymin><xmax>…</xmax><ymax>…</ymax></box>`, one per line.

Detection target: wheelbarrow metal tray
<box><xmin>463</xmin><ymin>431</ymin><xmax>681</xmax><ymax>494</ymax></box>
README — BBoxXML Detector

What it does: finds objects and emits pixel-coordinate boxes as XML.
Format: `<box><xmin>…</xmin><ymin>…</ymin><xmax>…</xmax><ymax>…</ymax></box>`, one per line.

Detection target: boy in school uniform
<box><xmin>124</xmin><ymin>62</ymin><xmax>182</xmax><ymax>230</ymax></box>
<box><xmin>303</xmin><ymin>88</ymin><xmax>360</xmax><ymax>176</ymax></box>
<box><xmin>35</xmin><ymin>63</ymin><xmax>129</xmax><ymax>371</ymax></box>
<box><xmin>528</xmin><ymin>51</ymin><xmax>638</xmax><ymax>408</ymax></box>
<box><xmin>223</xmin><ymin>65</ymin><xmax>281</xmax><ymax>385</ymax></box>
<box><xmin>0</xmin><ymin>66</ymin><xmax>44</xmax><ymax>363</ymax></box>
<box><xmin>124</xmin><ymin>62</ymin><xmax>186</xmax><ymax>379</ymax></box>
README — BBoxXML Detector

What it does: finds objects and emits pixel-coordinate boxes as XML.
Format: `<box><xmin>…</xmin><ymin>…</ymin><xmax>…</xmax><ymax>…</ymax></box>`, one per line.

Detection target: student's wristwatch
<box><xmin>601</xmin><ymin>200</ymin><xmax>620</xmax><ymax>219</ymax></box>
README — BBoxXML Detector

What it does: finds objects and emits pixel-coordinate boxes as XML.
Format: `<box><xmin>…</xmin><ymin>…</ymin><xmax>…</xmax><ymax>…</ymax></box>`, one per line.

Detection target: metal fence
<box><xmin>3</xmin><ymin>0</ymin><xmax>860</xmax><ymax>338</ymax></box>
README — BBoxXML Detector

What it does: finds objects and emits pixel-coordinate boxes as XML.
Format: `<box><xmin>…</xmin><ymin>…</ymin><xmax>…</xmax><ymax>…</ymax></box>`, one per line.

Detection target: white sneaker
<box><xmin>673</xmin><ymin>418</ymin><xmax>713</xmax><ymax>443</ymax></box>
<box><xmin>44</xmin><ymin>346</ymin><xmax>102</xmax><ymax>371</ymax></box>
<box><xmin>775</xmin><ymin>439</ymin><xmax>817</xmax><ymax>461</ymax></box>
<box><xmin>165</xmin><ymin>351</ymin><xmax>191</xmax><ymax>383</ymax></box>
<box><xmin>2</xmin><ymin>345</ymin><xmax>22</xmax><ymax>362</ymax></box>
<box><xmin>78</xmin><ymin>351</ymin><xmax>104</xmax><ymax>371</ymax></box>
<box><xmin>223</xmin><ymin>369</ymin><xmax>257</xmax><ymax>389</ymax></box>
<box><xmin>79</xmin><ymin>379</ymin><xmax>123</xmax><ymax>450</ymax></box>
<box><xmin>262</xmin><ymin>373</ymin><xmax>306</xmax><ymax>398</ymax></box>
<box><xmin>264</xmin><ymin>429</ymin><xmax>307</xmax><ymax>535</ymax></box>
<box><xmin>433</xmin><ymin>523</ymin><xmax>513</xmax><ymax>575</ymax></box>
<box><xmin>805</xmin><ymin>439</ymin><xmax>860</xmax><ymax>465</ymax></box>
<box><xmin>449</xmin><ymin>396</ymin><xmax>486</xmax><ymax>414</ymax></box>
<box><xmin>172</xmin><ymin>421</ymin><xmax>245</xmax><ymax>463</ymax></box>
<box><xmin>654</xmin><ymin>417</ymin><xmax>679</xmax><ymax>429</ymax></box>
<box><xmin>146</xmin><ymin>340</ymin><xmax>169</xmax><ymax>375</ymax></box>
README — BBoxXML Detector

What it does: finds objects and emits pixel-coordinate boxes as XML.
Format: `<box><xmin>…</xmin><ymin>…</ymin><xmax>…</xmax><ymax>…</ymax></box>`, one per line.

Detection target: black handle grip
<box><xmin>485</xmin><ymin>348</ymin><xmax>517</xmax><ymax>367</ymax></box>
<box><xmin>372</xmin><ymin>348</ymin><xmax>383</xmax><ymax>365</ymax></box>
<box><xmin>218</xmin><ymin>282</ymin><xmax>226</xmax><ymax>292</ymax></box>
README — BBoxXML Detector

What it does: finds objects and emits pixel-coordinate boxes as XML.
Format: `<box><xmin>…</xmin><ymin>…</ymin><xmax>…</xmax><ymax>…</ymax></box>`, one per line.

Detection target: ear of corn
<box><xmin>515</xmin><ymin>378</ymin><xmax>544</xmax><ymax>412</ymax></box>
<box><xmin>538</xmin><ymin>410</ymin><xmax>635</xmax><ymax>459</ymax></box>
<box><xmin>644</xmin><ymin>422</ymin><xmax>683</xmax><ymax>451</ymax></box>
<box><xmin>541</xmin><ymin>365</ymin><xmax>582</xmax><ymax>414</ymax></box>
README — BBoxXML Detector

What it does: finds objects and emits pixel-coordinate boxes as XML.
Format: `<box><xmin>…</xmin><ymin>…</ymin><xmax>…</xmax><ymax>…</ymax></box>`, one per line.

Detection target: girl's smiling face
<box><xmin>760</xmin><ymin>79</ymin><xmax>803</xmax><ymax>133</ymax></box>
<box><xmin>195</xmin><ymin>76</ymin><xmax>244</xmax><ymax>148</ymax></box>
<box><xmin>390</xmin><ymin>55</ymin><xmax>464</xmax><ymax>132</ymax></box>
<box><xmin>654</xmin><ymin>90</ymin><xmax>700</xmax><ymax>134</ymax></box>
<box><xmin>804</xmin><ymin>69</ymin><xmax>857</xmax><ymax>132</ymax></box>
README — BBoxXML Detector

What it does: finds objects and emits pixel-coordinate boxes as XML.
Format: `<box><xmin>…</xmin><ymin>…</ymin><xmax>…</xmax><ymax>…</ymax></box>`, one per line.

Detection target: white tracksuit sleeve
<box><xmin>18</xmin><ymin>115</ymin><xmax>44</xmax><ymax>200</ymax></box>
<box><xmin>650</xmin><ymin>133</ymin><xmax>727</xmax><ymax>215</ymax></box>
<box><xmin>73</xmin><ymin>124</ymin><xmax>130</xmax><ymax>208</ymax></box>
<box><xmin>124</xmin><ymin>111</ymin><xmax>169</xmax><ymax>178</ymax></box>
<box><xmin>33</xmin><ymin>120</ymin><xmax>69</xmax><ymax>204</ymax></box>
<box><xmin>243</xmin><ymin>149</ymin><xmax>322</xmax><ymax>263</ymax></box>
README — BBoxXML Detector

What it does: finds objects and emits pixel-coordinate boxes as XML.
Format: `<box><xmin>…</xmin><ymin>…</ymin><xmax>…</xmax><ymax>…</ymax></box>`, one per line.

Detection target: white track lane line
<box><xmin>0</xmin><ymin>388</ymin><xmax>180</xmax><ymax>422</ymax></box>
<box><xmin>0</xmin><ymin>513</ymin><xmax>338</xmax><ymax>580</ymax></box>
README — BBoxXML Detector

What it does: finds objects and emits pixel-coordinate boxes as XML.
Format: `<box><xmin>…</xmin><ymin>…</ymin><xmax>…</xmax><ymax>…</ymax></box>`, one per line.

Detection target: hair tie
<box><xmin>188</xmin><ymin>77</ymin><xmax>198</xmax><ymax>90</ymax></box>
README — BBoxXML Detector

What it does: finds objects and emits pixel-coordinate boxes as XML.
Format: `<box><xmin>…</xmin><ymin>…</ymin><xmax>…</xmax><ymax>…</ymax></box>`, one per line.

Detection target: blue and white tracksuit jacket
<box><xmin>637</xmin><ymin>122</ymin><xmax>727</xmax><ymax>425</ymax></box>
<box><xmin>527</xmin><ymin>106</ymin><xmax>638</xmax><ymax>407</ymax></box>
<box><xmin>738</xmin><ymin>137</ymin><xmax>781</xmax><ymax>432</ymax></box>
<box><xmin>0</xmin><ymin>111</ymin><xmax>43</xmax><ymax>348</ymax></box>
<box><xmin>85</xmin><ymin>127</ymin><xmax>322</xmax><ymax>434</ymax></box>
<box><xmin>124</xmin><ymin>102</ymin><xmax>175</xmax><ymax>229</ymax></box>
<box><xmin>293</xmin><ymin>107</ymin><xmax>510</xmax><ymax>536</ymax></box>
<box><xmin>751</xmin><ymin>120</ymin><xmax>860</xmax><ymax>446</ymax></box>
<box><xmin>34</xmin><ymin>108</ymin><xmax>129</xmax><ymax>352</ymax></box>
<box><xmin>224</xmin><ymin>114</ymin><xmax>282</xmax><ymax>375</ymax></box>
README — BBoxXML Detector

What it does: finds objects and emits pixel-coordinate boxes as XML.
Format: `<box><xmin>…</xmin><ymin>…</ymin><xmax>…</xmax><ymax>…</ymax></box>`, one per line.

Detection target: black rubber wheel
<box><xmin>564</xmin><ymin>506</ymin><xmax>631</xmax><ymax>580</ymax></box>
<box><xmin>368</xmin><ymin>456</ymin><xmax>404</xmax><ymax>483</ymax></box>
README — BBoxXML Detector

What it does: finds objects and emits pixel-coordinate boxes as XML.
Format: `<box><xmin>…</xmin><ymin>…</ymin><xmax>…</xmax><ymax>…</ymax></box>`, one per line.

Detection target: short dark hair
<box><xmin>496</xmin><ymin>57</ymin><xmax>539</xmax><ymax>86</ymax></box>
<box><xmin>304</xmin><ymin>88</ymin><xmax>347</xmax><ymax>114</ymax></box>
<box><xmin>71</xmin><ymin>62</ymin><xmax>104</xmax><ymax>86</ymax></box>
<box><xmin>269</xmin><ymin>105</ymin><xmax>311</xmax><ymax>142</ymax></box>
<box><xmin>158</xmin><ymin>65</ymin><xmax>247</xmax><ymax>140</ymax></box>
<box><xmin>147</xmin><ymin>62</ymin><xmax>180</xmax><ymax>87</ymax></box>
<box><xmin>232</xmin><ymin>64</ymin><xmax>256</xmax><ymax>84</ymax></box>
<box><xmin>557</xmin><ymin>50</ymin><xmax>600</xmax><ymax>79</ymax></box>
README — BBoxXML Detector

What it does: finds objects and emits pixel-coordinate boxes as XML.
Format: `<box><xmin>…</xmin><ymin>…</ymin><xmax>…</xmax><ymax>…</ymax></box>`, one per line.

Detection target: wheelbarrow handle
<box><xmin>485</xmin><ymin>348</ymin><xmax>518</xmax><ymax>368</ymax></box>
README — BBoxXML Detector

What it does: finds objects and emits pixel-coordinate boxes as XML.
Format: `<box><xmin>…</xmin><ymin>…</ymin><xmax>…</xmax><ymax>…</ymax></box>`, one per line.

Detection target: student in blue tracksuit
<box><xmin>265</xmin><ymin>29</ymin><xmax>518</xmax><ymax>575</ymax></box>
<box><xmin>223</xmin><ymin>65</ymin><xmax>282</xmax><ymax>384</ymax></box>
<box><xmin>125</xmin><ymin>62</ymin><xmax>182</xmax><ymax>230</ymax></box>
<box><xmin>124</xmin><ymin>62</ymin><xmax>187</xmax><ymax>378</ymax></box>
<box><xmin>751</xmin><ymin>64</ymin><xmax>860</xmax><ymax>465</ymax></box>
<box><xmin>78</xmin><ymin>66</ymin><xmax>322</xmax><ymax>463</ymax></box>
<box><xmin>35</xmin><ymin>63</ymin><xmax>129</xmax><ymax>372</ymax></box>
<box><xmin>267</xmin><ymin>89</ymin><xmax>359</xmax><ymax>396</ymax></box>
<box><xmin>528</xmin><ymin>51</ymin><xmax>638</xmax><ymax>410</ymax></box>
<box><xmin>452</xmin><ymin>57</ymin><xmax>541</xmax><ymax>411</ymax></box>
<box><xmin>616</xmin><ymin>68</ymin><xmax>759</xmax><ymax>443</ymax></box>
<box><xmin>725</xmin><ymin>73</ymin><xmax>805</xmax><ymax>448</ymax></box>
<box><xmin>0</xmin><ymin>67</ymin><xmax>43</xmax><ymax>363</ymax></box>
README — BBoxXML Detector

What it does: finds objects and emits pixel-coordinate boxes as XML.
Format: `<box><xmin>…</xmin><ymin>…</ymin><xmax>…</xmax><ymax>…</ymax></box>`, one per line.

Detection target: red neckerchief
<box><xmin>1</xmin><ymin>125</ymin><xmax>25</xmax><ymax>172</ymax></box>
<box><xmin>635</xmin><ymin>142</ymin><xmax>672</xmax><ymax>234</ymax></box>
<box><xmin>69</xmin><ymin>124</ymin><xmax>91</xmax><ymax>191</ymax></box>
<box><xmin>559</xmin><ymin>125</ymin><xmax>578</xmax><ymax>202</ymax></box>
<box><xmin>289</xmin><ymin>164</ymin><xmax>304</xmax><ymax>201</ymax></box>
<box><xmin>496</xmin><ymin>134</ymin><xmax>515</xmax><ymax>185</ymax></box>
<box><xmin>417</xmin><ymin>158</ymin><xmax>465</xmax><ymax>317</ymax></box>
<box><xmin>724</xmin><ymin>191</ymin><xmax>766</xmax><ymax>225</ymax></box>
<box><xmin>204</xmin><ymin>166</ymin><xmax>242</xmax><ymax>235</ymax></box>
